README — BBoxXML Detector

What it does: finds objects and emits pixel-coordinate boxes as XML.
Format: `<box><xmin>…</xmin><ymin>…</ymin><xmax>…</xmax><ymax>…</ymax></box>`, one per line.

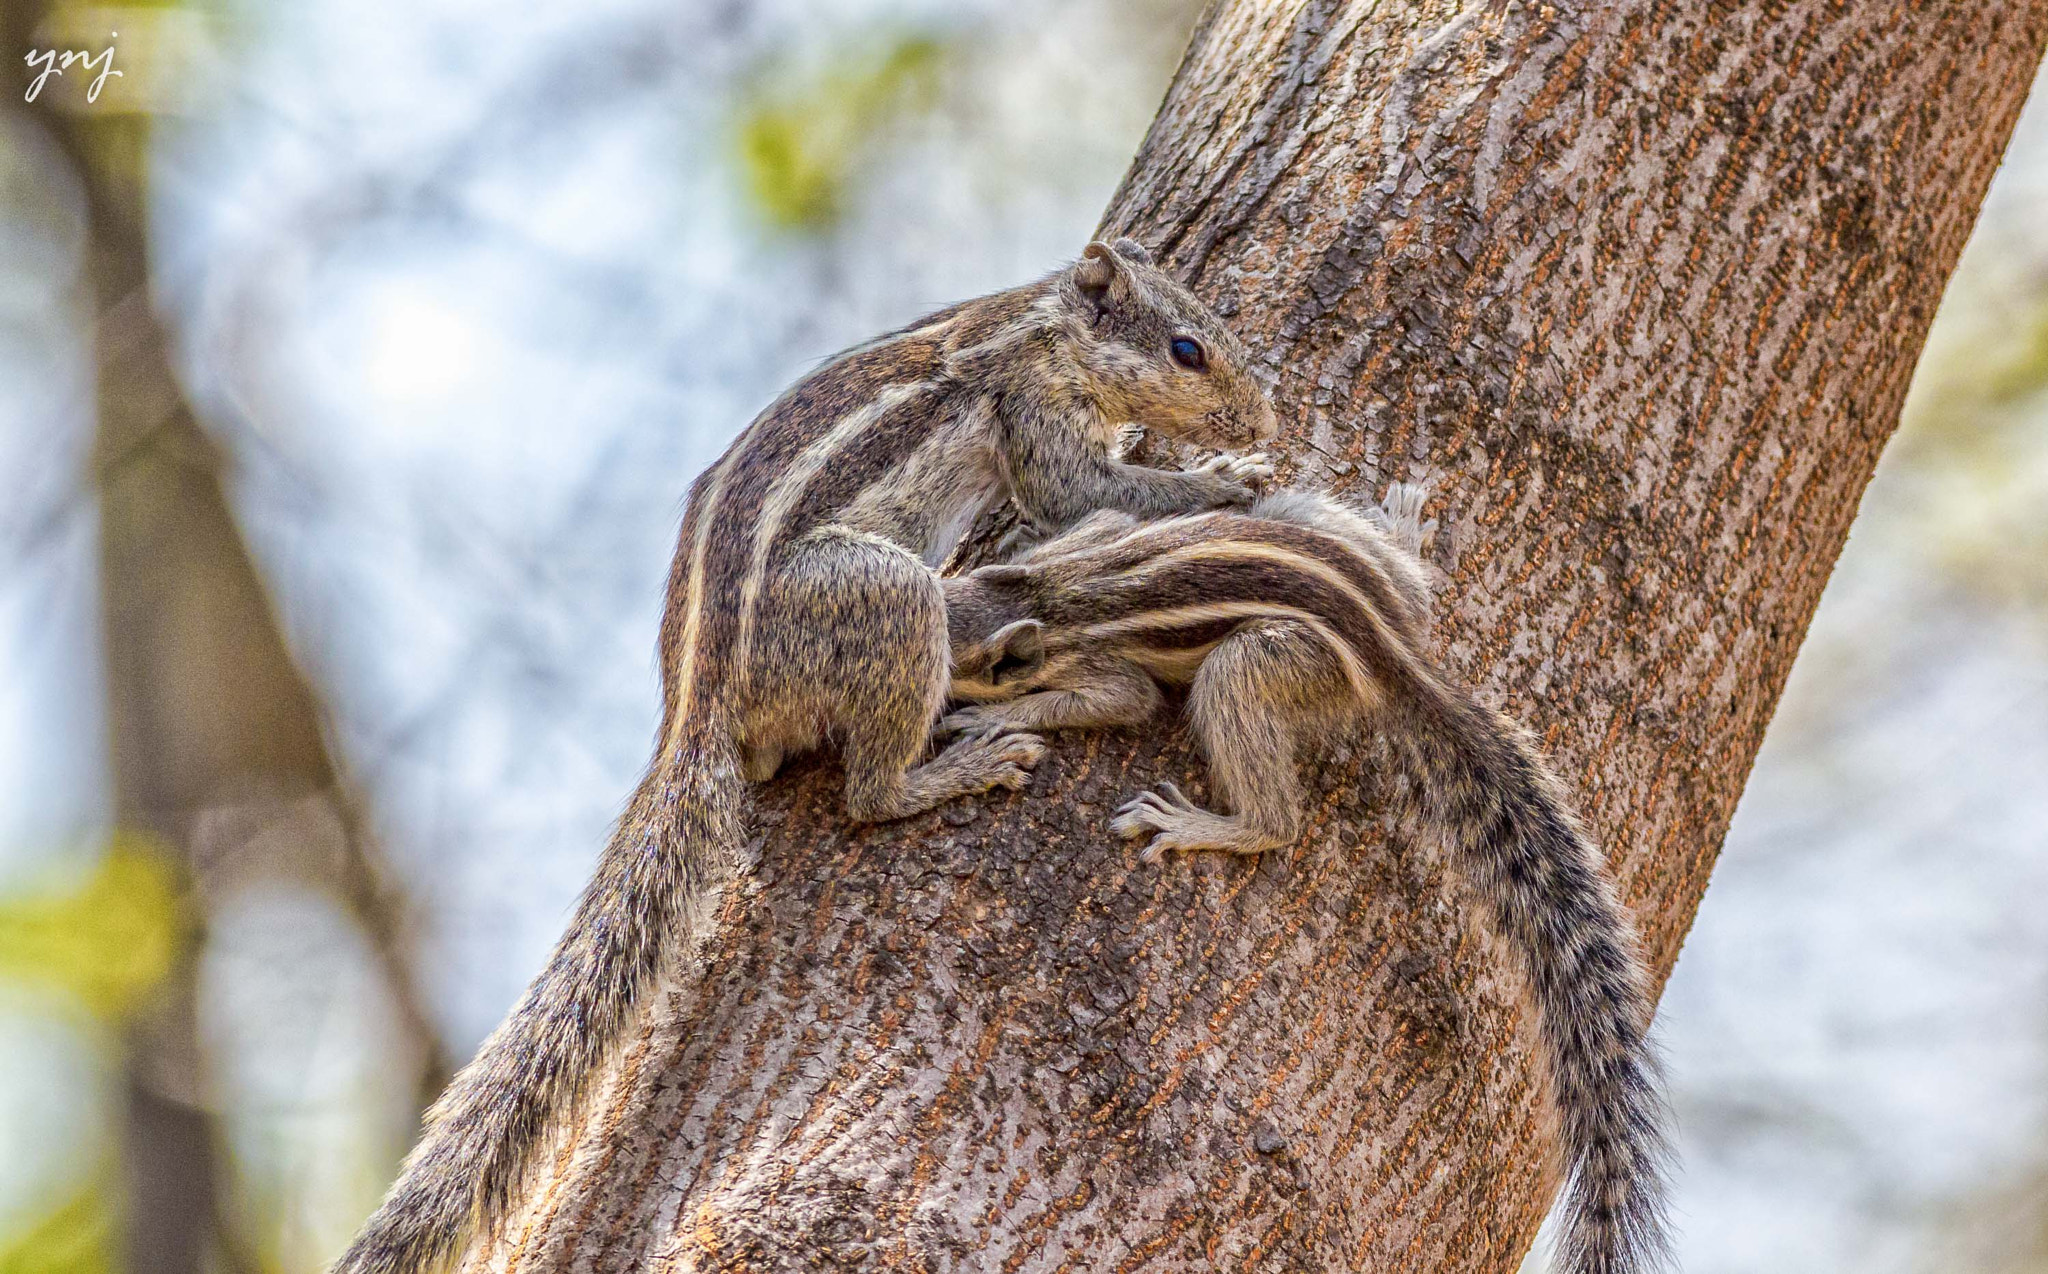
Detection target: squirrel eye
<box><xmin>1170</xmin><ymin>337</ymin><xmax>1207</xmax><ymax>371</ymax></box>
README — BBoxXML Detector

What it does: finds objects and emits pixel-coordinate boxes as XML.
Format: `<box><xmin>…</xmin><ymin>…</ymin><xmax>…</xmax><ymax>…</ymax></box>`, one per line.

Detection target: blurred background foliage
<box><xmin>736</xmin><ymin>33</ymin><xmax>946</xmax><ymax>229</ymax></box>
<box><xmin>0</xmin><ymin>839</ymin><xmax>184</xmax><ymax>1017</ymax></box>
<box><xmin>0</xmin><ymin>1</ymin><xmax>2043</xmax><ymax>1272</ymax></box>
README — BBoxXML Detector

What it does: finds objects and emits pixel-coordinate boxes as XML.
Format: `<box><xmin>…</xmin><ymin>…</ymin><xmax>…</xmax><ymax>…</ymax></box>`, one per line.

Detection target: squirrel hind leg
<box><xmin>1117</xmin><ymin>621</ymin><xmax>1343</xmax><ymax>861</ymax></box>
<box><xmin>763</xmin><ymin>533</ymin><xmax>1046</xmax><ymax>824</ymax></box>
<box><xmin>1113</xmin><ymin>781</ymin><xmax>1287</xmax><ymax>862</ymax></box>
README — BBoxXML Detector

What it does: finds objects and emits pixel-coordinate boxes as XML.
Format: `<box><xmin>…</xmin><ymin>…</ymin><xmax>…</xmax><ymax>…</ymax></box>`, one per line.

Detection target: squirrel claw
<box><xmin>1191</xmin><ymin>452</ymin><xmax>1274</xmax><ymax>484</ymax></box>
<box><xmin>939</xmin><ymin>708</ymin><xmax>1011</xmax><ymax>740</ymax></box>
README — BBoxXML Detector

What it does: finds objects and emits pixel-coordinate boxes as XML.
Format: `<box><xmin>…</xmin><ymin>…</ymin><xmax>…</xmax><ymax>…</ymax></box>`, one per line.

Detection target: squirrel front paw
<box><xmin>938</xmin><ymin>706</ymin><xmax>1014</xmax><ymax>740</ymax></box>
<box><xmin>1185</xmin><ymin>451</ymin><xmax>1273</xmax><ymax>507</ymax></box>
<box><xmin>939</xmin><ymin>728</ymin><xmax>1047</xmax><ymax>793</ymax></box>
<box><xmin>1192</xmin><ymin>451</ymin><xmax>1275</xmax><ymax>485</ymax></box>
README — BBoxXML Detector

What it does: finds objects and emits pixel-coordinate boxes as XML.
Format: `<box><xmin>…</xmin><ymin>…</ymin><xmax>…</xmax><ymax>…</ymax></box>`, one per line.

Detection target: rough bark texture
<box><xmin>473</xmin><ymin>3</ymin><xmax>2046</xmax><ymax>1270</ymax></box>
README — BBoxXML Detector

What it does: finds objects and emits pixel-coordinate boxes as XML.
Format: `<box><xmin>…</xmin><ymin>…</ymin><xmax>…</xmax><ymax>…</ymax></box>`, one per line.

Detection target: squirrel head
<box><xmin>1052</xmin><ymin>238</ymin><xmax>1279</xmax><ymax>449</ymax></box>
<box><xmin>942</xmin><ymin>506</ymin><xmax>1148</xmax><ymax>702</ymax></box>
<box><xmin>943</xmin><ymin>564</ymin><xmax>1056</xmax><ymax>703</ymax></box>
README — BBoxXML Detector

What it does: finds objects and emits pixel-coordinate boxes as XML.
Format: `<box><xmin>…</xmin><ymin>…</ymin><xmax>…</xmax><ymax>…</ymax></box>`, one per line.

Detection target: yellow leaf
<box><xmin>0</xmin><ymin>1184</ymin><xmax>115</xmax><ymax>1274</ymax></box>
<box><xmin>0</xmin><ymin>835</ymin><xmax>187</xmax><ymax>1018</ymax></box>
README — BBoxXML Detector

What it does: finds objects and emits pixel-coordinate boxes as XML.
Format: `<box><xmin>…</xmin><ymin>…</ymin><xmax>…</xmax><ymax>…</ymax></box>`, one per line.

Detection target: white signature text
<box><xmin>24</xmin><ymin>32</ymin><xmax>122</xmax><ymax>104</ymax></box>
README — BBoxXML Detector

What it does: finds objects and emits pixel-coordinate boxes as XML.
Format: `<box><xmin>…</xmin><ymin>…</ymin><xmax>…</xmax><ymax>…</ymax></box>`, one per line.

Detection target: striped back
<box><xmin>1008</xmin><ymin>494</ymin><xmax>1431</xmax><ymax>702</ymax></box>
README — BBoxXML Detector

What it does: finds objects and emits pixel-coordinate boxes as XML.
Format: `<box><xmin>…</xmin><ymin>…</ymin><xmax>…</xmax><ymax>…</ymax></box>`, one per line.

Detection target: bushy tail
<box><xmin>334</xmin><ymin>717</ymin><xmax>746</xmax><ymax>1274</ymax></box>
<box><xmin>1394</xmin><ymin>672</ymin><xmax>1671</xmax><ymax>1274</ymax></box>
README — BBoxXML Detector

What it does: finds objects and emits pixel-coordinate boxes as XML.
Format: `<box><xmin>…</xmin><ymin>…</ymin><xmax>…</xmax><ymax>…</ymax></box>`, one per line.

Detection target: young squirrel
<box><xmin>943</xmin><ymin>487</ymin><xmax>1670</xmax><ymax>1274</ymax></box>
<box><xmin>335</xmin><ymin>238</ymin><xmax>1280</xmax><ymax>1274</ymax></box>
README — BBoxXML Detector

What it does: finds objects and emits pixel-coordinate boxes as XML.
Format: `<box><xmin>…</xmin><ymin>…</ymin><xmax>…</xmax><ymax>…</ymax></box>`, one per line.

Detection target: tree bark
<box><xmin>472</xmin><ymin>3</ymin><xmax>2047</xmax><ymax>1270</ymax></box>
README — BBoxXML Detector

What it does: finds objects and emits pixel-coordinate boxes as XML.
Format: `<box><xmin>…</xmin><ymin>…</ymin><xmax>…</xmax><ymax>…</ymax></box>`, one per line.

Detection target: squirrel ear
<box><xmin>970</xmin><ymin>563</ymin><xmax>1034</xmax><ymax>586</ymax></box>
<box><xmin>989</xmin><ymin>619</ymin><xmax>1046</xmax><ymax>681</ymax></box>
<box><xmin>1073</xmin><ymin>241</ymin><xmax>1123</xmax><ymax>308</ymax></box>
<box><xmin>1110</xmin><ymin>236</ymin><xmax>1154</xmax><ymax>266</ymax></box>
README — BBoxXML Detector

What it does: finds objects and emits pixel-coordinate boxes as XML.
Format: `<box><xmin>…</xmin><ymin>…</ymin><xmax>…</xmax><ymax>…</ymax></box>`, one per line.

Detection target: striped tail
<box><xmin>1395</xmin><ymin>672</ymin><xmax>1671</xmax><ymax>1274</ymax></box>
<box><xmin>333</xmin><ymin>715</ymin><xmax>746</xmax><ymax>1274</ymax></box>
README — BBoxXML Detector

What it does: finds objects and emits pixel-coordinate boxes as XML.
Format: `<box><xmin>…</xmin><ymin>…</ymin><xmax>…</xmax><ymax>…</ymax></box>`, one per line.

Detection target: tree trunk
<box><xmin>471</xmin><ymin>3</ymin><xmax>2047</xmax><ymax>1270</ymax></box>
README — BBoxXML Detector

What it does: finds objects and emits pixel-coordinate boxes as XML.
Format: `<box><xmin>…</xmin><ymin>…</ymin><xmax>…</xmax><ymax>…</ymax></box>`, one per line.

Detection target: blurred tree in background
<box><xmin>4</xmin><ymin>1</ymin><xmax>446</xmax><ymax>1269</ymax></box>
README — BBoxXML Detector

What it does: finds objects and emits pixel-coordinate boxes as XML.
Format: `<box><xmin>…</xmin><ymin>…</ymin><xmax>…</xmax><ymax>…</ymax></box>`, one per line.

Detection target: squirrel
<box><xmin>334</xmin><ymin>238</ymin><xmax>1281</xmax><ymax>1274</ymax></box>
<box><xmin>942</xmin><ymin>486</ymin><xmax>1670</xmax><ymax>1274</ymax></box>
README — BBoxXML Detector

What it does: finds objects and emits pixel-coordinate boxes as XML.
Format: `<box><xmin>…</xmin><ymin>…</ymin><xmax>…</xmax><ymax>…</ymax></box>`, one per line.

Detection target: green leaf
<box><xmin>733</xmin><ymin>34</ymin><xmax>947</xmax><ymax>231</ymax></box>
<box><xmin>0</xmin><ymin>835</ymin><xmax>186</xmax><ymax>1018</ymax></box>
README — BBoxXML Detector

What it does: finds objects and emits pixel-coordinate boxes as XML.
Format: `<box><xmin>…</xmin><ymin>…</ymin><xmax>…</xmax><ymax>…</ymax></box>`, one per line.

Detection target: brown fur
<box><xmin>943</xmin><ymin>486</ymin><xmax>1671</xmax><ymax>1274</ymax></box>
<box><xmin>335</xmin><ymin>238</ymin><xmax>1279</xmax><ymax>1274</ymax></box>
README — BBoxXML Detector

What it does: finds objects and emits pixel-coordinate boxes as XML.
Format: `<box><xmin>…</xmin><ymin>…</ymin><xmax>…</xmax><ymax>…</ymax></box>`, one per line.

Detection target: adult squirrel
<box><xmin>335</xmin><ymin>238</ymin><xmax>1279</xmax><ymax>1274</ymax></box>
